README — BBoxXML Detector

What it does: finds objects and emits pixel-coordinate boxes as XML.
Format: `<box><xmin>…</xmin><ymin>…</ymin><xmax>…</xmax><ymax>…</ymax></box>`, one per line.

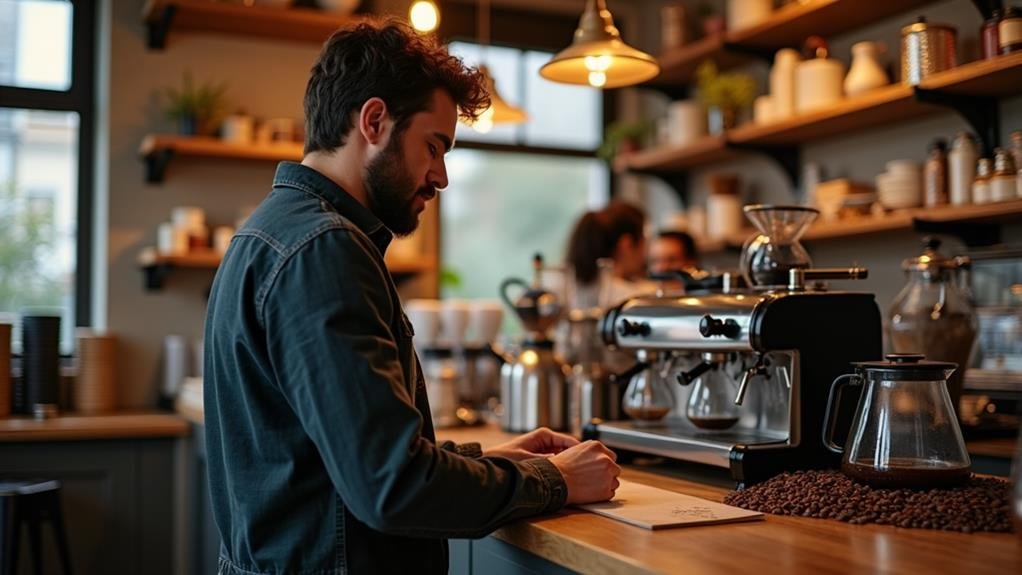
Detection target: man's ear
<box><xmin>358</xmin><ymin>97</ymin><xmax>391</xmax><ymax>146</ymax></box>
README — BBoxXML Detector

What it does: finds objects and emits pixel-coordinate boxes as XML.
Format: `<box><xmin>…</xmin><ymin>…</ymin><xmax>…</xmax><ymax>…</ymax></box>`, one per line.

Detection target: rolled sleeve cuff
<box><xmin>521</xmin><ymin>457</ymin><xmax>567</xmax><ymax>514</ymax></box>
<box><xmin>438</xmin><ymin>440</ymin><xmax>484</xmax><ymax>459</ymax></box>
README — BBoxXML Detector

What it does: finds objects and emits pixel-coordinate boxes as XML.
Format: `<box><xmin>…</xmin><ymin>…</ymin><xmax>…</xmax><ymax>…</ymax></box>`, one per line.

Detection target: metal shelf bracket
<box><xmin>146</xmin><ymin>4</ymin><xmax>177</xmax><ymax>50</ymax></box>
<box><xmin>913</xmin><ymin>88</ymin><xmax>1000</xmax><ymax>156</ymax></box>
<box><xmin>145</xmin><ymin>148</ymin><xmax>175</xmax><ymax>184</ymax></box>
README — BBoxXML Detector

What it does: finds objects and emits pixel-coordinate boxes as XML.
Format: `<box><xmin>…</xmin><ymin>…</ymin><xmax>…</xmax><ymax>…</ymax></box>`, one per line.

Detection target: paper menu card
<box><xmin>578</xmin><ymin>480</ymin><xmax>764</xmax><ymax>530</ymax></box>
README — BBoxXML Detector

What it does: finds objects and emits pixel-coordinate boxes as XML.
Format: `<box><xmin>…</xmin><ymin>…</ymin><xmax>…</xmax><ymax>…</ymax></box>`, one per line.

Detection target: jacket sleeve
<box><xmin>261</xmin><ymin>228</ymin><xmax>566</xmax><ymax>539</ymax></box>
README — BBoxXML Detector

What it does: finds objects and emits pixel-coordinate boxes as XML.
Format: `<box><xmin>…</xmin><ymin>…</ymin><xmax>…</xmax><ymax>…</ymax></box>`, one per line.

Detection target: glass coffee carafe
<box><xmin>741</xmin><ymin>205</ymin><xmax>819</xmax><ymax>289</ymax></box>
<box><xmin>888</xmin><ymin>237</ymin><xmax>977</xmax><ymax>418</ymax></box>
<box><xmin>823</xmin><ymin>354</ymin><xmax>972</xmax><ymax>488</ymax></box>
<box><xmin>622</xmin><ymin>351</ymin><xmax>676</xmax><ymax>423</ymax></box>
<box><xmin>684</xmin><ymin>353</ymin><xmax>741</xmax><ymax>430</ymax></box>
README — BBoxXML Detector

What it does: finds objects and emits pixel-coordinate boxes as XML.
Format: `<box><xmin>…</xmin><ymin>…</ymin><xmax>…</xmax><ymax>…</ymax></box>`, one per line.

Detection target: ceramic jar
<box><xmin>844</xmin><ymin>41</ymin><xmax>889</xmax><ymax>97</ymax></box>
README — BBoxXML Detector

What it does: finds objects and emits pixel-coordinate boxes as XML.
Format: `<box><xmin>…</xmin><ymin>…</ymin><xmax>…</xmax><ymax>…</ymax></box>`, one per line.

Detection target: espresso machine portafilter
<box><xmin>586</xmin><ymin>265</ymin><xmax>882</xmax><ymax>487</ymax></box>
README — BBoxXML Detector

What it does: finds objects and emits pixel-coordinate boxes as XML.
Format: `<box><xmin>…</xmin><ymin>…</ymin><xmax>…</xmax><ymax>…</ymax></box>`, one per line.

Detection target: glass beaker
<box><xmin>685</xmin><ymin>353</ymin><xmax>741</xmax><ymax>430</ymax></box>
<box><xmin>823</xmin><ymin>354</ymin><xmax>972</xmax><ymax>488</ymax></box>
<box><xmin>623</xmin><ymin>352</ymin><xmax>676</xmax><ymax>422</ymax></box>
<box><xmin>740</xmin><ymin>205</ymin><xmax>819</xmax><ymax>289</ymax></box>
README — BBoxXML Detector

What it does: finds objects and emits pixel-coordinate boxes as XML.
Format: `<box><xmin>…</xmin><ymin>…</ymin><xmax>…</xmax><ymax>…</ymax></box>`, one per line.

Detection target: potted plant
<box><xmin>597</xmin><ymin>121</ymin><xmax>655</xmax><ymax>166</ymax></box>
<box><xmin>161</xmin><ymin>72</ymin><xmax>230</xmax><ymax>137</ymax></box>
<box><xmin>694</xmin><ymin>60</ymin><xmax>756</xmax><ymax>134</ymax></box>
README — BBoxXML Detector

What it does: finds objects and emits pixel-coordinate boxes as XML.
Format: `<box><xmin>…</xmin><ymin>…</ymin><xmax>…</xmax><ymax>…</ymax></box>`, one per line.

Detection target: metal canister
<box><xmin>901</xmin><ymin>17</ymin><xmax>957</xmax><ymax>85</ymax></box>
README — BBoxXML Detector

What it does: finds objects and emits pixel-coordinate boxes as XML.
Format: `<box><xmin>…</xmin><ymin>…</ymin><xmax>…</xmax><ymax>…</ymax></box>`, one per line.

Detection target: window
<box><xmin>441</xmin><ymin>42</ymin><xmax>608</xmax><ymax>333</ymax></box>
<box><xmin>0</xmin><ymin>0</ymin><xmax>94</xmax><ymax>352</ymax></box>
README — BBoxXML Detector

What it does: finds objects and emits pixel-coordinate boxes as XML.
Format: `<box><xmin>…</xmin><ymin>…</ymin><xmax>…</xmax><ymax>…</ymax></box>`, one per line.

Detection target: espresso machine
<box><xmin>585</xmin><ymin>206</ymin><xmax>884</xmax><ymax>486</ymax></box>
<box><xmin>499</xmin><ymin>254</ymin><xmax>571</xmax><ymax>432</ymax></box>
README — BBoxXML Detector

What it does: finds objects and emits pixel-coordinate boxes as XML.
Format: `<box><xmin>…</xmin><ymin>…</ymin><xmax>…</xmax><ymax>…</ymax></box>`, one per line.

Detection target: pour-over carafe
<box><xmin>741</xmin><ymin>205</ymin><xmax>819</xmax><ymax>289</ymax></box>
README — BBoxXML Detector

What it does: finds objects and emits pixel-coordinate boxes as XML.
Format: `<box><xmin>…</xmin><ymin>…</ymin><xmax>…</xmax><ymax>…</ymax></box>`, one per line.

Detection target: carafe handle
<box><xmin>822</xmin><ymin>373</ymin><xmax>861</xmax><ymax>454</ymax></box>
<box><xmin>499</xmin><ymin>277</ymin><xmax>528</xmax><ymax>312</ymax></box>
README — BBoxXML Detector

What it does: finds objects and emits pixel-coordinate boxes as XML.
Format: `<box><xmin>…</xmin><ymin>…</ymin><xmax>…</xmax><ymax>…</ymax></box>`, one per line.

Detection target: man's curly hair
<box><xmin>304</xmin><ymin>18</ymin><xmax>490</xmax><ymax>154</ymax></box>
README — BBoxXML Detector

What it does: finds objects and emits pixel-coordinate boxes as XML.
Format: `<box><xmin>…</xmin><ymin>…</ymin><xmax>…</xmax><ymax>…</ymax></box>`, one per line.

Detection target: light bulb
<box><xmin>409</xmin><ymin>1</ymin><xmax>439</xmax><ymax>33</ymax></box>
<box><xmin>584</xmin><ymin>54</ymin><xmax>612</xmax><ymax>88</ymax></box>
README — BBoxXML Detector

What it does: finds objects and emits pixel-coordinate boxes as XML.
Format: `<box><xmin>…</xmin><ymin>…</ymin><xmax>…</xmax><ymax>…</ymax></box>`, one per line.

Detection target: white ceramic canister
<box><xmin>844</xmin><ymin>41</ymin><xmax>889</xmax><ymax>97</ymax></box>
<box><xmin>948</xmin><ymin>132</ymin><xmax>978</xmax><ymax>205</ymax></box>
<box><xmin>727</xmin><ymin>0</ymin><xmax>773</xmax><ymax>33</ymax></box>
<box><xmin>770</xmin><ymin>48</ymin><xmax>799</xmax><ymax>121</ymax></box>
<box><xmin>706</xmin><ymin>193</ymin><xmax>743</xmax><ymax>241</ymax></box>
<box><xmin>221</xmin><ymin>113</ymin><xmax>255</xmax><ymax>145</ymax></box>
<box><xmin>667</xmin><ymin>100</ymin><xmax>706</xmax><ymax>147</ymax></box>
<box><xmin>796</xmin><ymin>53</ymin><xmax>845</xmax><ymax>114</ymax></box>
<box><xmin>753</xmin><ymin>95</ymin><xmax>775</xmax><ymax>125</ymax></box>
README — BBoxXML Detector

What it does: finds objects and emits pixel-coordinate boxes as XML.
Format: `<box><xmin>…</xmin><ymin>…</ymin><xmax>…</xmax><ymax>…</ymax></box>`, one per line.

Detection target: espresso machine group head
<box><xmin>587</xmin><ymin>268</ymin><xmax>882</xmax><ymax>486</ymax></box>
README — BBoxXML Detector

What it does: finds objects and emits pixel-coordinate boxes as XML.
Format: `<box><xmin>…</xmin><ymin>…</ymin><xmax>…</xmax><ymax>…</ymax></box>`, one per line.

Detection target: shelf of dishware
<box><xmin>699</xmin><ymin>199</ymin><xmax>1022</xmax><ymax>254</ymax></box>
<box><xmin>142</xmin><ymin>0</ymin><xmax>364</xmax><ymax>49</ymax></box>
<box><xmin>619</xmin><ymin>52</ymin><xmax>1022</xmax><ymax>175</ymax></box>
<box><xmin>648</xmin><ymin>0</ymin><xmax>934</xmax><ymax>86</ymax></box>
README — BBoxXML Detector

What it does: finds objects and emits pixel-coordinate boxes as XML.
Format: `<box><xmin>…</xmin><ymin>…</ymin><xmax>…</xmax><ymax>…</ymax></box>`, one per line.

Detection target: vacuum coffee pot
<box><xmin>823</xmin><ymin>354</ymin><xmax>971</xmax><ymax>488</ymax></box>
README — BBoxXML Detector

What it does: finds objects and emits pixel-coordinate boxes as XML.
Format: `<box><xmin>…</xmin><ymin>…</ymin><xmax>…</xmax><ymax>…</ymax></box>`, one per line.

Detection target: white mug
<box><xmin>467</xmin><ymin>300</ymin><xmax>504</xmax><ymax>347</ymax></box>
<box><xmin>405</xmin><ymin>299</ymin><xmax>442</xmax><ymax>347</ymax></box>
<box><xmin>440</xmin><ymin>299</ymin><xmax>471</xmax><ymax>347</ymax></box>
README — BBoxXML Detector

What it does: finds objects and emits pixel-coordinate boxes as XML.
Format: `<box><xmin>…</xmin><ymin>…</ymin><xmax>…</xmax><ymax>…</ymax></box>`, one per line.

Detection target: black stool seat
<box><xmin>1</xmin><ymin>479</ymin><xmax>71</xmax><ymax>575</ymax></box>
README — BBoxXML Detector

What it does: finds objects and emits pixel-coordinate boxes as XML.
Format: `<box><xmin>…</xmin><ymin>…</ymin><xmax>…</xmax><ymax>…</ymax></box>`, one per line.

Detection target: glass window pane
<box><xmin>0</xmin><ymin>0</ymin><xmax>73</xmax><ymax>91</ymax></box>
<box><xmin>0</xmin><ymin>108</ymin><xmax>79</xmax><ymax>353</ymax></box>
<box><xmin>441</xmin><ymin>149</ymin><xmax>608</xmax><ymax>335</ymax></box>
<box><xmin>524</xmin><ymin>51</ymin><xmax>601</xmax><ymax>150</ymax></box>
<box><xmin>449</xmin><ymin>41</ymin><xmax>521</xmax><ymax>145</ymax></box>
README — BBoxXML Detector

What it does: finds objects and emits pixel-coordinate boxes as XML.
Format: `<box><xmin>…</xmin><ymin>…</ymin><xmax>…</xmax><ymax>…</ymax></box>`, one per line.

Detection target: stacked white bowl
<box><xmin>875</xmin><ymin>160</ymin><xmax>923</xmax><ymax>210</ymax></box>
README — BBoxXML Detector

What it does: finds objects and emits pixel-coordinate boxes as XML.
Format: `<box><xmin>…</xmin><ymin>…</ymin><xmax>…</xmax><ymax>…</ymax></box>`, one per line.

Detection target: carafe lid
<box><xmin>852</xmin><ymin>353</ymin><xmax>957</xmax><ymax>380</ymax></box>
<box><xmin>901</xmin><ymin>237</ymin><xmax>969</xmax><ymax>273</ymax></box>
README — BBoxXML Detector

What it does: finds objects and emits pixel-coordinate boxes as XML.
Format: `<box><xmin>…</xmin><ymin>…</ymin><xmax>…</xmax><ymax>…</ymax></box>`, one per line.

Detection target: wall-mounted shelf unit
<box><xmin>140</xmin><ymin>135</ymin><xmax>303</xmax><ymax>183</ymax></box>
<box><xmin>620</xmin><ymin>52</ymin><xmax>1022</xmax><ymax>192</ymax></box>
<box><xmin>142</xmin><ymin>0</ymin><xmax>364</xmax><ymax>49</ymax></box>
<box><xmin>700</xmin><ymin>199</ymin><xmax>1022</xmax><ymax>255</ymax></box>
<box><xmin>647</xmin><ymin>0</ymin><xmax>933</xmax><ymax>88</ymax></box>
<box><xmin>139</xmin><ymin>249</ymin><xmax>435</xmax><ymax>291</ymax></box>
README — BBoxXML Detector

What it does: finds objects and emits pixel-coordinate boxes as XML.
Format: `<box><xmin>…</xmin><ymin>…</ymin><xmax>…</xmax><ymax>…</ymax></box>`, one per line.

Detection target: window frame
<box><xmin>0</xmin><ymin>0</ymin><xmax>96</xmax><ymax>328</ymax></box>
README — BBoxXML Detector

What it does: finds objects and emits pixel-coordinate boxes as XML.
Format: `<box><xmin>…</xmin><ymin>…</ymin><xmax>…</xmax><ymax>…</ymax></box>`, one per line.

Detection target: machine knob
<box><xmin>699</xmin><ymin>315</ymin><xmax>741</xmax><ymax>339</ymax></box>
<box><xmin>617</xmin><ymin>319</ymin><xmax>651</xmax><ymax>337</ymax></box>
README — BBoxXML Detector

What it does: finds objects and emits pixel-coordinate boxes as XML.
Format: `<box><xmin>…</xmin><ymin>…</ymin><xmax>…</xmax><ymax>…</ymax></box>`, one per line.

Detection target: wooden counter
<box><xmin>0</xmin><ymin>411</ymin><xmax>189</xmax><ymax>442</ymax></box>
<box><xmin>438</xmin><ymin>426</ymin><xmax>1022</xmax><ymax>575</ymax></box>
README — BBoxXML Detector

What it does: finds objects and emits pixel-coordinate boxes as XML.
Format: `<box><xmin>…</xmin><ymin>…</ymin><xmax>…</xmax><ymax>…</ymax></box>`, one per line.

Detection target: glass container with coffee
<box><xmin>823</xmin><ymin>354</ymin><xmax>972</xmax><ymax>488</ymax></box>
<box><xmin>888</xmin><ymin>237</ymin><xmax>977</xmax><ymax>417</ymax></box>
<box><xmin>684</xmin><ymin>353</ymin><xmax>742</xmax><ymax>430</ymax></box>
<box><xmin>622</xmin><ymin>351</ymin><xmax>676</xmax><ymax>422</ymax></box>
<box><xmin>740</xmin><ymin>205</ymin><xmax>819</xmax><ymax>289</ymax></box>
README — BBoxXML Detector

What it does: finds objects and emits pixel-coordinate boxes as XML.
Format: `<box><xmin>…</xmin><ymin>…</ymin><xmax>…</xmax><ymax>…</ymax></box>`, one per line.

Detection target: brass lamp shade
<box><xmin>482</xmin><ymin>65</ymin><xmax>528</xmax><ymax>124</ymax></box>
<box><xmin>540</xmin><ymin>0</ymin><xmax>659</xmax><ymax>89</ymax></box>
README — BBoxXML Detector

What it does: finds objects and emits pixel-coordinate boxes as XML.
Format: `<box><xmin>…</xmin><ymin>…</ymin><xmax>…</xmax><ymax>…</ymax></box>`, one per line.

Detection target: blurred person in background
<box><xmin>648</xmin><ymin>230</ymin><xmax>699</xmax><ymax>277</ymax></box>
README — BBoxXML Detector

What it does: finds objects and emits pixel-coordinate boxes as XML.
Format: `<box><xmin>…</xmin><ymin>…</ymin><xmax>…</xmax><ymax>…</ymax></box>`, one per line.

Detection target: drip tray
<box><xmin>590</xmin><ymin>419</ymin><xmax>790</xmax><ymax>469</ymax></box>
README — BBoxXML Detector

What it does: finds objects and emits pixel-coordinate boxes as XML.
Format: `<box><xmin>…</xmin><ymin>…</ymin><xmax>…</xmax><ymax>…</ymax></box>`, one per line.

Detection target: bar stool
<box><xmin>0</xmin><ymin>479</ymin><xmax>72</xmax><ymax>575</ymax></box>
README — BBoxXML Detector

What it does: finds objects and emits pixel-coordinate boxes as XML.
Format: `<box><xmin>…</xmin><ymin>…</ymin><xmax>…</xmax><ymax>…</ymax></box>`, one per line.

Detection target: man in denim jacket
<box><xmin>204</xmin><ymin>19</ymin><xmax>620</xmax><ymax>575</ymax></box>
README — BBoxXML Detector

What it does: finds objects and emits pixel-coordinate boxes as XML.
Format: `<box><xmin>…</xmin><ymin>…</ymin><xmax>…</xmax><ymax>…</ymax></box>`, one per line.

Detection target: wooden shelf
<box><xmin>142</xmin><ymin>0</ymin><xmax>364</xmax><ymax>49</ymax></box>
<box><xmin>649</xmin><ymin>0</ymin><xmax>932</xmax><ymax>86</ymax></box>
<box><xmin>614</xmin><ymin>135</ymin><xmax>734</xmax><ymax>173</ymax></box>
<box><xmin>140</xmin><ymin>135</ymin><xmax>303</xmax><ymax>183</ymax></box>
<box><xmin>624</xmin><ymin>53</ymin><xmax>1022</xmax><ymax>176</ymax></box>
<box><xmin>704</xmin><ymin>200</ymin><xmax>1022</xmax><ymax>253</ymax></box>
<box><xmin>139</xmin><ymin>247</ymin><xmax>435</xmax><ymax>290</ymax></box>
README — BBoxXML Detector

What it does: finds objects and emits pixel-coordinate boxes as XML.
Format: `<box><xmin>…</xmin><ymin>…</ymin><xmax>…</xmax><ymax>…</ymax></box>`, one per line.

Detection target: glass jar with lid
<box><xmin>888</xmin><ymin>237</ymin><xmax>977</xmax><ymax>417</ymax></box>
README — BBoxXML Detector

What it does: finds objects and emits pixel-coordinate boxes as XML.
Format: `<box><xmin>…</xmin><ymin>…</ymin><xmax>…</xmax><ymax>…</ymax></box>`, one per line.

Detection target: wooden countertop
<box><xmin>0</xmin><ymin>412</ymin><xmax>189</xmax><ymax>442</ymax></box>
<box><xmin>438</xmin><ymin>425</ymin><xmax>1022</xmax><ymax>575</ymax></box>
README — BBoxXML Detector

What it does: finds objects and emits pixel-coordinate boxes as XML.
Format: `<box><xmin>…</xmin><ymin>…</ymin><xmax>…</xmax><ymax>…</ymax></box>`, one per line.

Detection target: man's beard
<box><xmin>364</xmin><ymin>134</ymin><xmax>434</xmax><ymax>237</ymax></box>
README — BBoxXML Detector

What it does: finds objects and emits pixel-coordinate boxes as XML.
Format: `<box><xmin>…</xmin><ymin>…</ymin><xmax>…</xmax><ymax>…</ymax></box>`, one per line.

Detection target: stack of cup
<box><xmin>405</xmin><ymin>299</ymin><xmax>442</xmax><ymax>348</ymax></box>
<box><xmin>0</xmin><ymin>323</ymin><xmax>10</xmax><ymax>417</ymax></box>
<box><xmin>22</xmin><ymin>314</ymin><xmax>61</xmax><ymax>418</ymax></box>
<box><xmin>876</xmin><ymin>160</ymin><xmax>923</xmax><ymax>209</ymax></box>
<box><xmin>466</xmin><ymin>300</ymin><xmax>504</xmax><ymax>348</ymax></box>
<box><xmin>171</xmin><ymin>207</ymin><xmax>208</xmax><ymax>251</ymax></box>
<box><xmin>75</xmin><ymin>329</ymin><xmax>117</xmax><ymax>413</ymax></box>
<box><xmin>441</xmin><ymin>299</ymin><xmax>471</xmax><ymax>347</ymax></box>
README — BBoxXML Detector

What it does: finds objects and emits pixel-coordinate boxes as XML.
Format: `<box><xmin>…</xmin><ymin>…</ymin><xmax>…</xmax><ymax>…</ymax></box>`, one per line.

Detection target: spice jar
<box><xmin>990</xmin><ymin>147</ymin><xmax>1018</xmax><ymax>202</ymax></box>
<box><xmin>981</xmin><ymin>9</ymin><xmax>1002</xmax><ymax>59</ymax></box>
<box><xmin>924</xmin><ymin>138</ymin><xmax>948</xmax><ymax>207</ymax></box>
<box><xmin>999</xmin><ymin>6</ymin><xmax>1022</xmax><ymax>54</ymax></box>
<box><xmin>949</xmin><ymin>132</ymin><xmax>977</xmax><ymax>205</ymax></box>
<box><xmin>973</xmin><ymin>157</ymin><xmax>993</xmax><ymax>204</ymax></box>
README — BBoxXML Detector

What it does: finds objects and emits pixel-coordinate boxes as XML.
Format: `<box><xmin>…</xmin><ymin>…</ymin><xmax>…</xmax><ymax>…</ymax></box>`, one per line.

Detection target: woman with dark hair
<box><xmin>565</xmin><ymin>201</ymin><xmax>656</xmax><ymax>309</ymax></box>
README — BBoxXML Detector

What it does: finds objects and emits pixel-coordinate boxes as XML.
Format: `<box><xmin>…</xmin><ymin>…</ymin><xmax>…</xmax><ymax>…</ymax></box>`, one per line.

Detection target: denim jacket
<box><xmin>204</xmin><ymin>162</ymin><xmax>567</xmax><ymax>574</ymax></box>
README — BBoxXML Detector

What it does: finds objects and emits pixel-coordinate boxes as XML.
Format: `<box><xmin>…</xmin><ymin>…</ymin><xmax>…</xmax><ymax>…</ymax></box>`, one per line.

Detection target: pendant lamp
<box><xmin>466</xmin><ymin>0</ymin><xmax>528</xmax><ymax>133</ymax></box>
<box><xmin>539</xmin><ymin>0</ymin><xmax>659</xmax><ymax>89</ymax></box>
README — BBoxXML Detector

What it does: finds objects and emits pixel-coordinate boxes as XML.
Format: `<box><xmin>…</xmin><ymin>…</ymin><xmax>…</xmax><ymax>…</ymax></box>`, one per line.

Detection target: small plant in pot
<box><xmin>597</xmin><ymin>121</ymin><xmax>655</xmax><ymax>167</ymax></box>
<box><xmin>162</xmin><ymin>72</ymin><xmax>230</xmax><ymax>137</ymax></box>
<box><xmin>694</xmin><ymin>60</ymin><xmax>756</xmax><ymax>135</ymax></box>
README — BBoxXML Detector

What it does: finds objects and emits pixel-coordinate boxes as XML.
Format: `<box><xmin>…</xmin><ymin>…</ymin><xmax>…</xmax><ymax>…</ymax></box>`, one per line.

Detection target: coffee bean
<box><xmin>722</xmin><ymin>470</ymin><xmax>1014</xmax><ymax>534</ymax></box>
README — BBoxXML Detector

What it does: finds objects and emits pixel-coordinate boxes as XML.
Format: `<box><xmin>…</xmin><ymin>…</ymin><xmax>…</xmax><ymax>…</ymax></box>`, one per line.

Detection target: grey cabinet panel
<box><xmin>0</xmin><ymin>439</ymin><xmax>178</xmax><ymax>575</ymax></box>
<box><xmin>450</xmin><ymin>539</ymin><xmax>471</xmax><ymax>575</ymax></box>
<box><xmin>471</xmin><ymin>537</ymin><xmax>579</xmax><ymax>575</ymax></box>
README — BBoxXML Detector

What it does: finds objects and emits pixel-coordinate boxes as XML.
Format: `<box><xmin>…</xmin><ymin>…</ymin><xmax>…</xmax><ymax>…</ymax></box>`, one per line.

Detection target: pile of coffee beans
<box><xmin>723</xmin><ymin>470</ymin><xmax>1014</xmax><ymax>533</ymax></box>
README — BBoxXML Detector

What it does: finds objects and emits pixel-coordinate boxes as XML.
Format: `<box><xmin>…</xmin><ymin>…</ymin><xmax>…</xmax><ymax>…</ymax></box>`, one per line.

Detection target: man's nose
<box><xmin>429</xmin><ymin>159</ymin><xmax>449</xmax><ymax>191</ymax></box>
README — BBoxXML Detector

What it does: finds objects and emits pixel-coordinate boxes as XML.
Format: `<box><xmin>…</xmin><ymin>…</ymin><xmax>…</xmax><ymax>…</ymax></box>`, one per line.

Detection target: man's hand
<box><xmin>483</xmin><ymin>427</ymin><xmax>579</xmax><ymax>462</ymax></box>
<box><xmin>549</xmin><ymin>440</ymin><xmax>621</xmax><ymax>505</ymax></box>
